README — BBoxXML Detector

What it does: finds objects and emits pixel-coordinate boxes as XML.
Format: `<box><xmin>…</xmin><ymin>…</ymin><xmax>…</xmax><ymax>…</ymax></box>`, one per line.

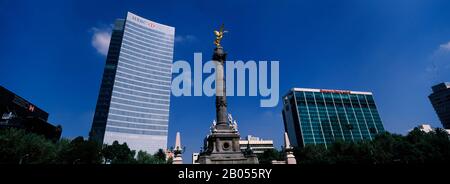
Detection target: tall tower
<box><xmin>197</xmin><ymin>25</ymin><xmax>258</xmax><ymax>164</ymax></box>
<box><xmin>89</xmin><ymin>12</ymin><xmax>175</xmax><ymax>153</ymax></box>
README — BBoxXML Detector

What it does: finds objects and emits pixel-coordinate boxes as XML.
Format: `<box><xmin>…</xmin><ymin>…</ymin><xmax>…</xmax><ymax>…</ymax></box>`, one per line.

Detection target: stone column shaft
<box><xmin>214</xmin><ymin>47</ymin><xmax>228</xmax><ymax>126</ymax></box>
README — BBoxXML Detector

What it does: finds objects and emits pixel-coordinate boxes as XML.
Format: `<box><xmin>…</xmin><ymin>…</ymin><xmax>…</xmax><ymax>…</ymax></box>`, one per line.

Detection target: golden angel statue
<box><xmin>214</xmin><ymin>24</ymin><xmax>227</xmax><ymax>47</ymax></box>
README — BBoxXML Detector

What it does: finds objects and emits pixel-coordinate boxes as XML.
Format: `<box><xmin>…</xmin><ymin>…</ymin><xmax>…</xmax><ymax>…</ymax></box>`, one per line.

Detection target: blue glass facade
<box><xmin>90</xmin><ymin>12</ymin><xmax>174</xmax><ymax>153</ymax></box>
<box><xmin>282</xmin><ymin>88</ymin><xmax>385</xmax><ymax>148</ymax></box>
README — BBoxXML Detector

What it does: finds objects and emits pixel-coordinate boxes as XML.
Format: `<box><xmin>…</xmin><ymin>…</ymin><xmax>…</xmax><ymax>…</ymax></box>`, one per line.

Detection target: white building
<box><xmin>417</xmin><ymin>124</ymin><xmax>434</xmax><ymax>133</ymax></box>
<box><xmin>239</xmin><ymin>135</ymin><xmax>274</xmax><ymax>154</ymax></box>
<box><xmin>415</xmin><ymin>124</ymin><xmax>450</xmax><ymax>134</ymax></box>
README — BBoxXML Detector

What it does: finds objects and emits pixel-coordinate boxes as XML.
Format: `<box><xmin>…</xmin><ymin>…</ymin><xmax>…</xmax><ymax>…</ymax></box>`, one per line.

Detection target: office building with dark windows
<box><xmin>0</xmin><ymin>86</ymin><xmax>62</xmax><ymax>141</ymax></box>
<box><xmin>89</xmin><ymin>12</ymin><xmax>174</xmax><ymax>153</ymax></box>
<box><xmin>282</xmin><ymin>88</ymin><xmax>385</xmax><ymax>148</ymax></box>
<box><xmin>429</xmin><ymin>82</ymin><xmax>450</xmax><ymax>129</ymax></box>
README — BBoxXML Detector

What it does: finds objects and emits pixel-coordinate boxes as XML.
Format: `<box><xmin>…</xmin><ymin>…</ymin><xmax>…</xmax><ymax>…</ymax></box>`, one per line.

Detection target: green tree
<box><xmin>136</xmin><ymin>150</ymin><xmax>154</xmax><ymax>164</ymax></box>
<box><xmin>297</xmin><ymin>144</ymin><xmax>329</xmax><ymax>164</ymax></box>
<box><xmin>152</xmin><ymin>149</ymin><xmax>168</xmax><ymax>164</ymax></box>
<box><xmin>370</xmin><ymin>132</ymin><xmax>397</xmax><ymax>164</ymax></box>
<box><xmin>154</xmin><ymin>149</ymin><xmax>165</xmax><ymax>160</ymax></box>
<box><xmin>101</xmin><ymin>141</ymin><xmax>136</xmax><ymax>164</ymax></box>
<box><xmin>320</xmin><ymin>141</ymin><xmax>351</xmax><ymax>164</ymax></box>
<box><xmin>136</xmin><ymin>150</ymin><xmax>171</xmax><ymax>164</ymax></box>
<box><xmin>54</xmin><ymin>138</ymin><xmax>71</xmax><ymax>163</ymax></box>
<box><xmin>421</xmin><ymin>128</ymin><xmax>450</xmax><ymax>163</ymax></box>
<box><xmin>0</xmin><ymin>128</ymin><xmax>57</xmax><ymax>164</ymax></box>
<box><xmin>258</xmin><ymin>149</ymin><xmax>282</xmax><ymax>164</ymax></box>
<box><xmin>57</xmin><ymin>136</ymin><xmax>102</xmax><ymax>164</ymax></box>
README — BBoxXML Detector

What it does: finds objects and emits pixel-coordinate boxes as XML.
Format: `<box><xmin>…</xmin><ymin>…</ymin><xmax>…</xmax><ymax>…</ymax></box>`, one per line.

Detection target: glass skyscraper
<box><xmin>90</xmin><ymin>12</ymin><xmax>174</xmax><ymax>153</ymax></box>
<box><xmin>429</xmin><ymin>82</ymin><xmax>450</xmax><ymax>129</ymax></box>
<box><xmin>282</xmin><ymin>88</ymin><xmax>385</xmax><ymax>148</ymax></box>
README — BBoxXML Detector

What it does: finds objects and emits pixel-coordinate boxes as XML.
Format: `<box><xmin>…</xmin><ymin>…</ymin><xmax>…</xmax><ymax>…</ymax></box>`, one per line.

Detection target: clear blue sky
<box><xmin>1</xmin><ymin>0</ymin><xmax>450</xmax><ymax>163</ymax></box>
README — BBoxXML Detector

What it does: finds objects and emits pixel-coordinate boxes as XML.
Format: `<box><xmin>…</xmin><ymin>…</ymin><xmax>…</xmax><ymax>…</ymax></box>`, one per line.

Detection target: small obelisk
<box><xmin>284</xmin><ymin>132</ymin><xmax>297</xmax><ymax>164</ymax></box>
<box><xmin>173</xmin><ymin>132</ymin><xmax>183</xmax><ymax>164</ymax></box>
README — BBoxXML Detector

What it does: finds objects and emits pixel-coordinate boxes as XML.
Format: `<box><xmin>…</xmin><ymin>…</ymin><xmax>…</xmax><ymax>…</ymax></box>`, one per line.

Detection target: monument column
<box><xmin>197</xmin><ymin>24</ymin><xmax>258</xmax><ymax>164</ymax></box>
<box><xmin>214</xmin><ymin>47</ymin><xmax>228</xmax><ymax>127</ymax></box>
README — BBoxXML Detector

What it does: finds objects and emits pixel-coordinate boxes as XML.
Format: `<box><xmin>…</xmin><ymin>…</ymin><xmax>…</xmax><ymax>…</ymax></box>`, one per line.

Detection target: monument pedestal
<box><xmin>286</xmin><ymin>153</ymin><xmax>297</xmax><ymax>164</ymax></box>
<box><xmin>173</xmin><ymin>156</ymin><xmax>183</xmax><ymax>164</ymax></box>
<box><xmin>198</xmin><ymin>128</ymin><xmax>258</xmax><ymax>164</ymax></box>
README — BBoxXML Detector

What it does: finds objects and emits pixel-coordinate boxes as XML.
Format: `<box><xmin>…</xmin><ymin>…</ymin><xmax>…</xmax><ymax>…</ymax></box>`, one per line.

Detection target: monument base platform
<box><xmin>197</xmin><ymin>153</ymin><xmax>258</xmax><ymax>164</ymax></box>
